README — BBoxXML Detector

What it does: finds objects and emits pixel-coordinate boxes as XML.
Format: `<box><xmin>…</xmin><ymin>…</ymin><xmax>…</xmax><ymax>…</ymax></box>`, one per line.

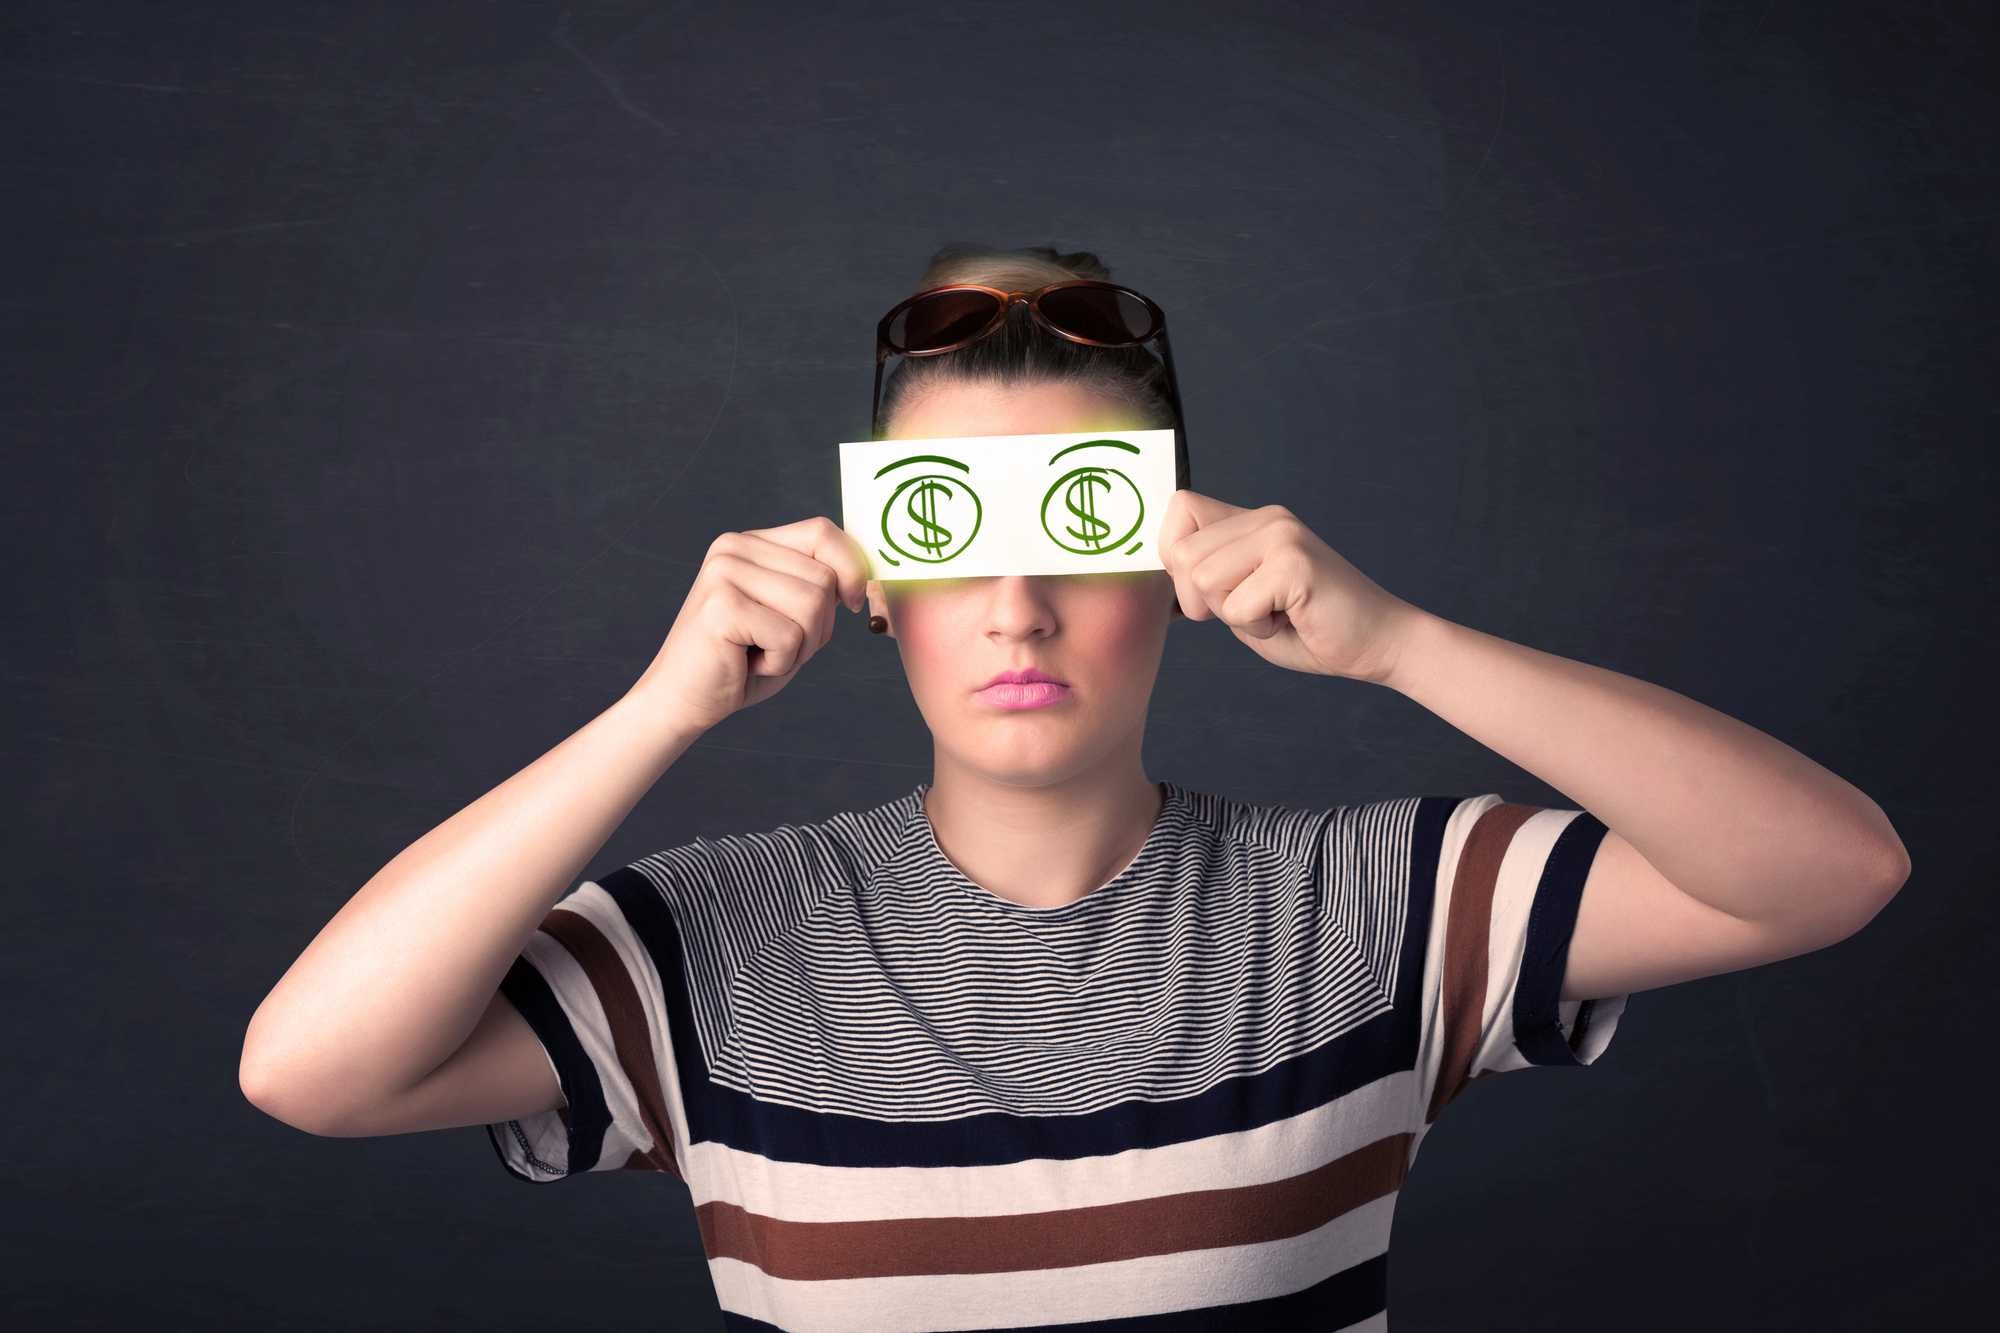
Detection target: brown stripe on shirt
<box><xmin>540</xmin><ymin>907</ymin><xmax>682</xmax><ymax>1178</ymax></box>
<box><xmin>1425</xmin><ymin>803</ymin><xmax>1539</xmax><ymax>1124</ymax></box>
<box><xmin>695</xmin><ymin>1131</ymin><xmax>1413</xmax><ymax>1281</ymax></box>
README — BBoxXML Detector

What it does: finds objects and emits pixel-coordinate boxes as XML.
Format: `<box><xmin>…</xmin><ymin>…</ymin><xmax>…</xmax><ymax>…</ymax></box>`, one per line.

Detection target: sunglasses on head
<box><xmin>872</xmin><ymin>280</ymin><xmax>1189</xmax><ymax>488</ymax></box>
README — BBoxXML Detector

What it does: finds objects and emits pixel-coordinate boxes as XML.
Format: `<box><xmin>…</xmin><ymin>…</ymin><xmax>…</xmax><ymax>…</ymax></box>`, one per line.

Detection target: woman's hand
<box><xmin>240</xmin><ymin>515</ymin><xmax>870</xmax><ymax>1139</ymax></box>
<box><xmin>633</xmin><ymin>517</ymin><xmax>869</xmax><ymax>732</ymax></box>
<box><xmin>1159</xmin><ymin>491</ymin><xmax>1418</xmax><ymax>684</ymax></box>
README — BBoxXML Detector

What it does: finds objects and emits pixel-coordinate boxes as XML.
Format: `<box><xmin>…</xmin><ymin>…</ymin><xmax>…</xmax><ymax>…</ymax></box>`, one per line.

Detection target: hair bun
<box><xmin>1024</xmin><ymin>247</ymin><xmax>1111</xmax><ymax>282</ymax></box>
<box><xmin>915</xmin><ymin>243</ymin><xmax>1113</xmax><ymax>294</ymax></box>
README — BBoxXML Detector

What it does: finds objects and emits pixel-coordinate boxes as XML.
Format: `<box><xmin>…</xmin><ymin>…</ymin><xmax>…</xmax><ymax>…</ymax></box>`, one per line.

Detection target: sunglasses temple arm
<box><xmin>1154</xmin><ymin>327</ymin><xmax>1191</xmax><ymax>492</ymax></box>
<box><xmin>870</xmin><ymin>354</ymin><xmax>887</xmax><ymax>440</ymax></box>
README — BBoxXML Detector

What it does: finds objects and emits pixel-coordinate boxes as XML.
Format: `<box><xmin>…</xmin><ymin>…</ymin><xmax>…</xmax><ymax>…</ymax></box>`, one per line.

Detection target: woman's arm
<box><xmin>239</xmin><ymin>519</ymin><xmax>866</xmax><ymax>1136</ymax></box>
<box><xmin>1160</xmin><ymin>493</ymin><xmax>1909</xmax><ymax>1001</ymax></box>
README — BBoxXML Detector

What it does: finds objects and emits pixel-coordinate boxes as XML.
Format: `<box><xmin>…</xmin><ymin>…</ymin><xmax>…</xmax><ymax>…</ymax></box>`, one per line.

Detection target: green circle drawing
<box><xmin>881</xmin><ymin>474</ymin><xmax>982</xmax><ymax>564</ymax></box>
<box><xmin>1040</xmin><ymin>466</ymin><xmax>1144</xmax><ymax>556</ymax></box>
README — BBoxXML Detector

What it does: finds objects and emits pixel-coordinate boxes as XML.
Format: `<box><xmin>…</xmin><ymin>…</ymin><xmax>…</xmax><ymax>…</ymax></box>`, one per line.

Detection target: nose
<box><xmin>983</xmin><ymin>575</ymin><xmax>1056</xmax><ymax>643</ymax></box>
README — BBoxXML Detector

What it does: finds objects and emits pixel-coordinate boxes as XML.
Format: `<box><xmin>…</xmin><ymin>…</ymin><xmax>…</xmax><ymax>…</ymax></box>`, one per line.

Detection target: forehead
<box><xmin>886</xmin><ymin>380</ymin><xmax>1149</xmax><ymax>442</ymax></box>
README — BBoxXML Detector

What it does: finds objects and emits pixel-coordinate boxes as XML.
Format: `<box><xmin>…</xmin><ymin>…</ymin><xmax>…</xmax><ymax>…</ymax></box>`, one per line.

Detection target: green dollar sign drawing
<box><xmin>882</xmin><ymin>470</ymin><xmax>981</xmax><ymax>564</ymax></box>
<box><xmin>1041</xmin><ymin>463</ymin><xmax>1141</xmax><ymax>557</ymax></box>
<box><xmin>1064</xmin><ymin>472</ymin><xmax>1114</xmax><ymax>550</ymax></box>
<box><xmin>906</xmin><ymin>478</ymin><xmax>954</xmax><ymax>555</ymax></box>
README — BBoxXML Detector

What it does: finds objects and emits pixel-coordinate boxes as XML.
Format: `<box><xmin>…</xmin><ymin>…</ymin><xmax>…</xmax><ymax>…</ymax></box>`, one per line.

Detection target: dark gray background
<box><xmin>5</xmin><ymin>1</ymin><xmax>1994</xmax><ymax>1328</ymax></box>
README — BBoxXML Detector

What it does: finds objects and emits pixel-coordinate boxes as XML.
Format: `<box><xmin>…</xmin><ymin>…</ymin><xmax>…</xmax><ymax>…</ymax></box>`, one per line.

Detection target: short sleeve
<box><xmin>487</xmin><ymin>870</ymin><xmax>687</xmax><ymax>1182</ymax></box>
<box><xmin>1416</xmin><ymin>796</ymin><xmax>1628</xmax><ymax>1123</ymax></box>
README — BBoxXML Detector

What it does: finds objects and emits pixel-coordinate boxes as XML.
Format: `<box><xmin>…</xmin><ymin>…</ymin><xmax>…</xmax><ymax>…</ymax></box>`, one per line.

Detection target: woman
<box><xmin>240</xmin><ymin>246</ymin><xmax>1908</xmax><ymax>1332</ymax></box>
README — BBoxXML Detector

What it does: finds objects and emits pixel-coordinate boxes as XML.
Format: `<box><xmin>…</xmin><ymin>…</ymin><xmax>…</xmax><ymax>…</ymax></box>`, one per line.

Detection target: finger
<box><xmin>1157</xmin><ymin>491</ymin><xmax>1206</xmax><ymax>618</ymax></box>
<box><xmin>1157</xmin><ymin>491</ymin><xmax>1245</xmax><ymax>572</ymax></box>
<box><xmin>707</xmin><ymin>573</ymin><xmax>833</xmax><ymax>678</ymax></box>
<box><xmin>1160</xmin><ymin>491</ymin><xmax>1242</xmax><ymax>620</ymax></box>
<box><xmin>1216</xmin><ymin>557</ymin><xmax>1308</xmax><ymax>640</ymax></box>
<box><xmin>723</xmin><ymin>595</ymin><xmax>812</xmax><ymax>678</ymax></box>
<box><xmin>1166</xmin><ymin>505</ymin><xmax>1288</xmax><ymax>620</ymax></box>
<box><xmin>710</xmin><ymin>557</ymin><xmax>841</xmax><ymax>657</ymax></box>
<box><xmin>1169</xmin><ymin>504</ymin><xmax>1298</xmax><ymax>576</ymax></box>
<box><xmin>744</xmin><ymin>517</ymin><xmax>870</xmax><ymax>612</ymax></box>
<box><xmin>1155</xmin><ymin>490</ymin><xmax>1205</xmax><ymax>567</ymax></box>
<box><xmin>710</xmin><ymin>530</ymin><xmax>846</xmax><ymax>612</ymax></box>
<box><xmin>1183</xmin><ymin>529</ymin><xmax>1280</xmax><ymax>628</ymax></box>
<box><xmin>705</xmin><ymin>535</ymin><xmax>844</xmax><ymax>649</ymax></box>
<box><xmin>1185</xmin><ymin>522</ymin><xmax>1312</xmax><ymax>639</ymax></box>
<box><xmin>1169</xmin><ymin>489</ymin><xmax>1248</xmax><ymax>533</ymax></box>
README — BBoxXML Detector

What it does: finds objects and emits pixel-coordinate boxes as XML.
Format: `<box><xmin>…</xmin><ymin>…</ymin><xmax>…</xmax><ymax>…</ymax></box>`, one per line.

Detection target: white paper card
<box><xmin>840</xmin><ymin>429</ymin><xmax>1177</xmax><ymax>580</ymax></box>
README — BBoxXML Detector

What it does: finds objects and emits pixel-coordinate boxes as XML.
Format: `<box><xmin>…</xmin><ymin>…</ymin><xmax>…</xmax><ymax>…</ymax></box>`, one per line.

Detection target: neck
<box><xmin>923</xmin><ymin>733</ymin><xmax>1164</xmax><ymax>909</ymax></box>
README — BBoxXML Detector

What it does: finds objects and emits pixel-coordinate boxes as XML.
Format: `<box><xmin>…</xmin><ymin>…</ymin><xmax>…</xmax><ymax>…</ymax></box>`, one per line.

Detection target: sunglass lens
<box><xmin>1038</xmin><ymin>286</ymin><xmax>1159</xmax><ymax>343</ymax></box>
<box><xmin>888</xmin><ymin>289</ymin><xmax>1003</xmax><ymax>353</ymax></box>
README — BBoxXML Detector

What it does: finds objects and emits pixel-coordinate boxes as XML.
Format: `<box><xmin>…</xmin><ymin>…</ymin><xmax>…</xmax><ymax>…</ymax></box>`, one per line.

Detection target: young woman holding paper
<box><xmin>240</xmin><ymin>246</ymin><xmax>1907</xmax><ymax>1332</ymax></box>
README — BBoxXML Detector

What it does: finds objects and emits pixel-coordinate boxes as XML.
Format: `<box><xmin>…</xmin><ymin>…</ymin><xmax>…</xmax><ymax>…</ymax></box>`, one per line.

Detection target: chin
<box><xmin>939</xmin><ymin>713</ymin><xmax>1130</xmax><ymax>789</ymax></box>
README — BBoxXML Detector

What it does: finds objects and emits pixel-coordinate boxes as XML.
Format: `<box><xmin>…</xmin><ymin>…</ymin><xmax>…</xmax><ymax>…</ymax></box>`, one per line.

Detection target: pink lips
<box><xmin>974</xmin><ymin>667</ymin><xmax>1073</xmax><ymax>710</ymax></box>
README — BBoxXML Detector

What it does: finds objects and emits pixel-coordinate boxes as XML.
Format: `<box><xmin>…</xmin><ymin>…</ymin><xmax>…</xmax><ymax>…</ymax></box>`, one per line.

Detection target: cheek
<box><xmin>885</xmin><ymin>593</ymin><xmax>973</xmax><ymax>688</ymax></box>
<box><xmin>1072</xmin><ymin>585</ymin><xmax>1172</xmax><ymax>667</ymax></box>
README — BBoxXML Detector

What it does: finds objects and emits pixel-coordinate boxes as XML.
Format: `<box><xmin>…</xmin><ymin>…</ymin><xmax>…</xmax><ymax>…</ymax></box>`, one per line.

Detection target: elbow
<box><xmin>239</xmin><ymin>1055</ymin><xmax>333</xmax><ymax>1137</ymax></box>
<box><xmin>1872</xmin><ymin>827</ymin><xmax>1913</xmax><ymax>901</ymax></box>
<box><xmin>1799</xmin><ymin>826</ymin><xmax>1912</xmax><ymax>952</ymax></box>
<box><xmin>239</xmin><ymin>1041</ymin><xmax>369</xmax><ymax>1139</ymax></box>
<box><xmin>1850</xmin><ymin>826</ymin><xmax>1912</xmax><ymax>927</ymax></box>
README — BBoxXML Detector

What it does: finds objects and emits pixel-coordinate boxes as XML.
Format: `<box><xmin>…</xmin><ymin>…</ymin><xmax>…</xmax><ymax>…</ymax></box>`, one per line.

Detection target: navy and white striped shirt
<box><xmin>490</xmin><ymin>786</ymin><xmax>1624</xmax><ymax>1332</ymax></box>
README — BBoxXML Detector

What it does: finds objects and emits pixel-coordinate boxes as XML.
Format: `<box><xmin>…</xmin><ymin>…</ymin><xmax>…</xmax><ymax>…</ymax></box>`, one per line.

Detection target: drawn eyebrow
<box><xmin>874</xmin><ymin>453</ymin><xmax>971</xmax><ymax>479</ymax></box>
<box><xmin>1048</xmin><ymin>438</ymin><xmax>1141</xmax><ymax>464</ymax></box>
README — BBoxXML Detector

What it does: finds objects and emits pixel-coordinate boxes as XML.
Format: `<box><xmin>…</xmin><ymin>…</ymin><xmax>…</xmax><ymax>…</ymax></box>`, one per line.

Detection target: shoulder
<box><xmin>1155</xmin><ymin>788</ymin><xmax>1463</xmax><ymax>1000</ymax></box>
<box><xmin>1165</xmin><ymin>784</ymin><xmax>1447</xmax><ymax>866</ymax></box>
<box><xmin>615</xmin><ymin>788</ymin><xmax>927</xmax><ymax>908</ymax></box>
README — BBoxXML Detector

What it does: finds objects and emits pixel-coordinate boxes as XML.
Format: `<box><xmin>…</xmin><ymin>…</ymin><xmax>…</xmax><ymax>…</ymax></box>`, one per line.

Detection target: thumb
<box><xmin>1158</xmin><ymin>489</ymin><xmax>1242</xmax><ymax>557</ymax></box>
<box><xmin>1160</xmin><ymin>490</ymin><xmax>1245</xmax><ymax>620</ymax></box>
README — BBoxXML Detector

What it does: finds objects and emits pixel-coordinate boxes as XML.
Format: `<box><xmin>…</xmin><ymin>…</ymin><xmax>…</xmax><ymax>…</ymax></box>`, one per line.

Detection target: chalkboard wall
<box><xmin>5</xmin><ymin>2</ymin><xmax>1994</xmax><ymax>1328</ymax></box>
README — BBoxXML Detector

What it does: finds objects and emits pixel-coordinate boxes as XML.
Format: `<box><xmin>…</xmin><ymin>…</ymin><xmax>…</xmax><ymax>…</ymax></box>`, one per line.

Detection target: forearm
<box><xmin>1161</xmin><ymin>493</ymin><xmax>1908</xmax><ymax>993</ymax></box>
<box><xmin>1380</xmin><ymin>610</ymin><xmax>1907</xmax><ymax>936</ymax></box>
<box><xmin>241</xmin><ymin>684</ymin><xmax>703</xmax><ymax>1130</ymax></box>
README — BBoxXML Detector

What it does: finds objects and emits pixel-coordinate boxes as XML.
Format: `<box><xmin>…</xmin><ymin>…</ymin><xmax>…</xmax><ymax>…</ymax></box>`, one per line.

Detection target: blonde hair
<box><xmin>876</xmin><ymin>244</ymin><xmax>1176</xmax><ymax>436</ymax></box>
<box><xmin>913</xmin><ymin>244</ymin><xmax>1110</xmax><ymax>293</ymax></box>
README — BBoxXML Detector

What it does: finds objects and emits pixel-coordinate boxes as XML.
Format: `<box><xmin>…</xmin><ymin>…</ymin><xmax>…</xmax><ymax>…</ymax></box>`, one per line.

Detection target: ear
<box><xmin>865</xmin><ymin>580</ymin><xmax>895</xmax><ymax>638</ymax></box>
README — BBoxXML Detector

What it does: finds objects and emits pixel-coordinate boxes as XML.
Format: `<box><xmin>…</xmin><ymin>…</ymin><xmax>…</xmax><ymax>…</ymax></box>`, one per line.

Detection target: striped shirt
<box><xmin>489</xmin><ymin>786</ymin><xmax>1625</xmax><ymax>1333</ymax></box>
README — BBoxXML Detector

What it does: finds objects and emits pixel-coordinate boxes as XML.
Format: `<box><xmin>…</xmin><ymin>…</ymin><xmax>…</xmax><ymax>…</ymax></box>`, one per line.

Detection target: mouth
<box><xmin>973</xmin><ymin>667</ymin><xmax>1073</xmax><ymax>711</ymax></box>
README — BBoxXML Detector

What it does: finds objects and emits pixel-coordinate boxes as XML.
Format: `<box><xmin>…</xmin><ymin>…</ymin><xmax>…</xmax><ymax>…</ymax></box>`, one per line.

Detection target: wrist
<box><xmin>1365</xmin><ymin>603</ymin><xmax>1451</xmax><ymax>693</ymax></box>
<box><xmin>610</xmin><ymin>680</ymin><xmax>715</xmax><ymax>757</ymax></box>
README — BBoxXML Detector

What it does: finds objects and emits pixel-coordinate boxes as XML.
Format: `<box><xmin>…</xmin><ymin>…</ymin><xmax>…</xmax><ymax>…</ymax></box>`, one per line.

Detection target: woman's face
<box><xmin>871</xmin><ymin>379</ymin><xmax>1178</xmax><ymax>788</ymax></box>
